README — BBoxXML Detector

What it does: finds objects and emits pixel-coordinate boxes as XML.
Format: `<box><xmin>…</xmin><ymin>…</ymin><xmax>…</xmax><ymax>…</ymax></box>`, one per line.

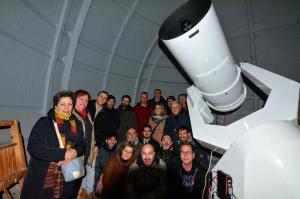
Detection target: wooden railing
<box><xmin>0</xmin><ymin>120</ymin><xmax>27</xmax><ymax>199</ymax></box>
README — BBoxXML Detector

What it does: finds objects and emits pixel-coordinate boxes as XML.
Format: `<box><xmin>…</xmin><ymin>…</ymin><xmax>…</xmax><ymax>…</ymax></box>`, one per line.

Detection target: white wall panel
<box><xmin>148</xmin><ymin>65</ymin><xmax>188</xmax><ymax>83</ymax></box>
<box><xmin>109</xmin><ymin>56</ymin><xmax>140</xmax><ymax>77</ymax></box>
<box><xmin>51</xmin><ymin>58</ymin><xmax>66</xmax><ymax>93</ymax></box>
<box><xmin>75</xmin><ymin>40</ymin><xmax>109</xmax><ymax>70</ymax></box>
<box><xmin>0</xmin><ymin>1</ymin><xmax>57</xmax><ymax>54</ymax></box>
<box><xmin>69</xmin><ymin>62</ymin><xmax>106</xmax><ymax>97</ymax></box>
<box><xmin>23</xmin><ymin>0</ymin><xmax>65</xmax><ymax>26</ymax></box>
<box><xmin>156</xmin><ymin>51</ymin><xmax>177</xmax><ymax>67</ymax></box>
<box><xmin>80</xmin><ymin>0</ymin><xmax>127</xmax><ymax>52</ymax></box>
<box><xmin>135</xmin><ymin>0</ymin><xmax>185</xmax><ymax>24</ymax></box>
<box><xmin>252</xmin><ymin>0</ymin><xmax>300</xmax><ymax>31</ymax></box>
<box><xmin>213</xmin><ymin>0</ymin><xmax>249</xmax><ymax>37</ymax></box>
<box><xmin>106</xmin><ymin>74</ymin><xmax>136</xmax><ymax>104</ymax></box>
<box><xmin>116</xmin><ymin>15</ymin><xmax>158</xmax><ymax>61</ymax></box>
<box><xmin>255</xmin><ymin>25</ymin><xmax>300</xmax><ymax>81</ymax></box>
<box><xmin>0</xmin><ymin>32</ymin><xmax>49</xmax><ymax>108</ymax></box>
<box><xmin>227</xmin><ymin>34</ymin><xmax>252</xmax><ymax>63</ymax></box>
<box><xmin>115</xmin><ymin>0</ymin><xmax>136</xmax><ymax>8</ymax></box>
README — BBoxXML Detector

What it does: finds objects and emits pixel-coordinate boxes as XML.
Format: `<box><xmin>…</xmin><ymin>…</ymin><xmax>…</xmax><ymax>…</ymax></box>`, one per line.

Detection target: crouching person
<box><xmin>167</xmin><ymin>142</ymin><xmax>208</xmax><ymax>199</ymax></box>
<box><xmin>94</xmin><ymin>132</ymin><xmax>118</xmax><ymax>196</ymax></box>
<box><xmin>126</xmin><ymin>144</ymin><xmax>167</xmax><ymax>199</ymax></box>
<box><xmin>101</xmin><ymin>143</ymin><xmax>135</xmax><ymax>199</ymax></box>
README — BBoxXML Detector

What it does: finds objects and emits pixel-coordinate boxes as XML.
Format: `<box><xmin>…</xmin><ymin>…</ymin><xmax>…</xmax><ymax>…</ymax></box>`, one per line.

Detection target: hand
<box><xmin>56</xmin><ymin>159</ymin><xmax>70</xmax><ymax>166</ymax></box>
<box><xmin>94</xmin><ymin>146</ymin><xmax>99</xmax><ymax>157</ymax></box>
<box><xmin>65</xmin><ymin>148</ymin><xmax>77</xmax><ymax>160</ymax></box>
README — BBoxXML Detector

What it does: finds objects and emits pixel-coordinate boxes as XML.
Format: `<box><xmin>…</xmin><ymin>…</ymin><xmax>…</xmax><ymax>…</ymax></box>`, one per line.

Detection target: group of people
<box><xmin>20</xmin><ymin>88</ymin><xmax>210</xmax><ymax>199</ymax></box>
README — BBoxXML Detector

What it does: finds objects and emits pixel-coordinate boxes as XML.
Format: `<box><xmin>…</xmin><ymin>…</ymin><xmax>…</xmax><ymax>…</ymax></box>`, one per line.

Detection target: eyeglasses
<box><xmin>180</xmin><ymin>151</ymin><xmax>193</xmax><ymax>155</ymax></box>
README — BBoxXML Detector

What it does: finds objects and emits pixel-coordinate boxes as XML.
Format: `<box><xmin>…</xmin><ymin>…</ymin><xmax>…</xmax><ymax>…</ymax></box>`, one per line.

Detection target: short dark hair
<box><xmin>167</xmin><ymin>95</ymin><xmax>176</xmax><ymax>101</ymax></box>
<box><xmin>106</xmin><ymin>132</ymin><xmax>119</xmax><ymax>140</ymax></box>
<box><xmin>53</xmin><ymin>91</ymin><xmax>75</xmax><ymax>107</ymax></box>
<box><xmin>97</xmin><ymin>90</ymin><xmax>108</xmax><ymax>96</ymax></box>
<box><xmin>140</xmin><ymin>91</ymin><xmax>148</xmax><ymax>97</ymax></box>
<box><xmin>180</xmin><ymin>141</ymin><xmax>194</xmax><ymax>152</ymax></box>
<box><xmin>122</xmin><ymin>95</ymin><xmax>131</xmax><ymax>103</ymax></box>
<box><xmin>107</xmin><ymin>95</ymin><xmax>116</xmax><ymax>101</ymax></box>
<box><xmin>143</xmin><ymin>124</ymin><xmax>152</xmax><ymax>132</ymax></box>
<box><xmin>178</xmin><ymin>125</ymin><xmax>189</xmax><ymax>134</ymax></box>
<box><xmin>154</xmin><ymin>88</ymin><xmax>161</xmax><ymax>93</ymax></box>
<box><xmin>178</xmin><ymin>93</ymin><xmax>187</xmax><ymax>99</ymax></box>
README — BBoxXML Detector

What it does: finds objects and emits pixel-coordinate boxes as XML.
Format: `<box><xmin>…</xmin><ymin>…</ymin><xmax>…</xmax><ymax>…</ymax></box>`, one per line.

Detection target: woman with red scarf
<box><xmin>21</xmin><ymin>91</ymin><xmax>85</xmax><ymax>199</ymax></box>
<box><xmin>72</xmin><ymin>90</ymin><xmax>96</xmax><ymax>198</ymax></box>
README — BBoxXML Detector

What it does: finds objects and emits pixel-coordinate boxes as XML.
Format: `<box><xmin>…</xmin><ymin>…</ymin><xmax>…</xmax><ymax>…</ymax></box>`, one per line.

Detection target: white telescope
<box><xmin>159</xmin><ymin>0</ymin><xmax>300</xmax><ymax>198</ymax></box>
<box><xmin>159</xmin><ymin>0</ymin><xmax>246</xmax><ymax>112</ymax></box>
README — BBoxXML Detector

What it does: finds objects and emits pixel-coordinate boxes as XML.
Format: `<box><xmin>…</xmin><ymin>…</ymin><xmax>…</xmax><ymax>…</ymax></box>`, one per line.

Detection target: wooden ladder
<box><xmin>0</xmin><ymin>120</ymin><xmax>27</xmax><ymax>199</ymax></box>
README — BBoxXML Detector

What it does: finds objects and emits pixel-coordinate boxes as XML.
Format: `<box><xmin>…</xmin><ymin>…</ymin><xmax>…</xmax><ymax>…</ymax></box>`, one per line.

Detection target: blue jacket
<box><xmin>163</xmin><ymin>110</ymin><xmax>192</xmax><ymax>142</ymax></box>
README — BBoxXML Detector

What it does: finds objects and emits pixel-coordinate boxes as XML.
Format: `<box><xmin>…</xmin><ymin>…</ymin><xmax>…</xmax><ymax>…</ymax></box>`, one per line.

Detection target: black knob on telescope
<box><xmin>159</xmin><ymin>0</ymin><xmax>212</xmax><ymax>40</ymax></box>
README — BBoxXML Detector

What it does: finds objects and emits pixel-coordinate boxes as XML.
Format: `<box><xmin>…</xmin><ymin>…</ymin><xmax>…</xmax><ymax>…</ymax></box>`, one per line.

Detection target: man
<box><xmin>177</xmin><ymin>126</ymin><xmax>208</xmax><ymax>169</ymax></box>
<box><xmin>126</xmin><ymin>144</ymin><xmax>167</xmax><ymax>199</ymax></box>
<box><xmin>148</xmin><ymin>88</ymin><xmax>169</xmax><ymax>110</ymax></box>
<box><xmin>94</xmin><ymin>95</ymin><xmax>120</xmax><ymax>147</ymax></box>
<box><xmin>158</xmin><ymin>134</ymin><xmax>178</xmax><ymax>167</ymax></box>
<box><xmin>116</xmin><ymin>95</ymin><xmax>137</xmax><ymax>142</ymax></box>
<box><xmin>166</xmin><ymin>95</ymin><xmax>176</xmax><ymax>115</ymax></box>
<box><xmin>133</xmin><ymin>91</ymin><xmax>152</xmax><ymax>139</ymax></box>
<box><xmin>167</xmin><ymin>143</ymin><xmax>208</xmax><ymax>199</ymax></box>
<box><xmin>140</xmin><ymin>125</ymin><xmax>160</xmax><ymax>153</ymax></box>
<box><xmin>94</xmin><ymin>132</ymin><xmax>118</xmax><ymax>194</ymax></box>
<box><xmin>117</xmin><ymin>128</ymin><xmax>142</xmax><ymax>158</ymax></box>
<box><xmin>87</xmin><ymin>90</ymin><xmax>108</xmax><ymax>121</ymax></box>
<box><xmin>164</xmin><ymin>101</ymin><xmax>192</xmax><ymax>142</ymax></box>
<box><xmin>178</xmin><ymin>93</ymin><xmax>188</xmax><ymax>112</ymax></box>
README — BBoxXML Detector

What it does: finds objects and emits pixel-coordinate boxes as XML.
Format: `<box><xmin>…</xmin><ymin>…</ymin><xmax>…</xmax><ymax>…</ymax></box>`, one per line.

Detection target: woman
<box><xmin>101</xmin><ymin>143</ymin><xmax>135</xmax><ymax>199</ymax></box>
<box><xmin>72</xmin><ymin>90</ymin><xmax>95</xmax><ymax>198</ymax></box>
<box><xmin>148</xmin><ymin>103</ymin><xmax>168</xmax><ymax>145</ymax></box>
<box><xmin>21</xmin><ymin>91</ymin><xmax>85</xmax><ymax>199</ymax></box>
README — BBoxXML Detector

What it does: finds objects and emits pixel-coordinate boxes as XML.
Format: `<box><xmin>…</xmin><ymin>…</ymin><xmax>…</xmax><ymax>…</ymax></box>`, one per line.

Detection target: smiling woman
<box><xmin>20</xmin><ymin>91</ymin><xmax>85</xmax><ymax>199</ymax></box>
<box><xmin>72</xmin><ymin>90</ymin><xmax>95</xmax><ymax>198</ymax></box>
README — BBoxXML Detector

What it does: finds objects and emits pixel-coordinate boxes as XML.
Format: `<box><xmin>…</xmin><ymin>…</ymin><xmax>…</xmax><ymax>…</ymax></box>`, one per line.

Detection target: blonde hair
<box><xmin>152</xmin><ymin>103</ymin><xmax>166</xmax><ymax>116</ymax></box>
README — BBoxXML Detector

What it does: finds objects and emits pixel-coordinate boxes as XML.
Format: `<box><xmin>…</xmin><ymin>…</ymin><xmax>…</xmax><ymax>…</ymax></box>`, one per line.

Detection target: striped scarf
<box><xmin>42</xmin><ymin>108</ymin><xmax>77</xmax><ymax>198</ymax></box>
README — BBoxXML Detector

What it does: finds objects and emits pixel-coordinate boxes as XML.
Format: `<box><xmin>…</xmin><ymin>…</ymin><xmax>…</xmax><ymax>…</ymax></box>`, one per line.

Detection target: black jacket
<box><xmin>140</xmin><ymin>137</ymin><xmax>160</xmax><ymax>153</ymax></box>
<box><xmin>148</xmin><ymin>96</ymin><xmax>169</xmax><ymax>111</ymax></box>
<box><xmin>126</xmin><ymin>154</ymin><xmax>167</xmax><ymax>199</ymax></box>
<box><xmin>158</xmin><ymin>145</ymin><xmax>178</xmax><ymax>167</ymax></box>
<box><xmin>94</xmin><ymin>107</ymin><xmax>120</xmax><ymax>147</ymax></box>
<box><xmin>116</xmin><ymin>105</ymin><xmax>137</xmax><ymax>142</ymax></box>
<box><xmin>166</xmin><ymin>159</ymin><xmax>208</xmax><ymax>199</ymax></box>
<box><xmin>21</xmin><ymin>110</ymin><xmax>85</xmax><ymax>199</ymax></box>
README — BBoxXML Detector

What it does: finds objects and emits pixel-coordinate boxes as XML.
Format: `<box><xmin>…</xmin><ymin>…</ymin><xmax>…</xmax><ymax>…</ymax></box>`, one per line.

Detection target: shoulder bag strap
<box><xmin>152</xmin><ymin>120</ymin><xmax>161</xmax><ymax>134</ymax></box>
<box><xmin>53</xmin><ymin>121</ymin><xmax>65</xmax><ymax>149</ymax></box>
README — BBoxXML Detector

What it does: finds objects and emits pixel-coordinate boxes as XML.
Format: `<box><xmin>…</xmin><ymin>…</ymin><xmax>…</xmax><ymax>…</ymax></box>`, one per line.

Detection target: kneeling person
<box><xmin>167</xmin><ymin>142</ymin><xmax>208</xmax><ymax>199</ymax></box>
